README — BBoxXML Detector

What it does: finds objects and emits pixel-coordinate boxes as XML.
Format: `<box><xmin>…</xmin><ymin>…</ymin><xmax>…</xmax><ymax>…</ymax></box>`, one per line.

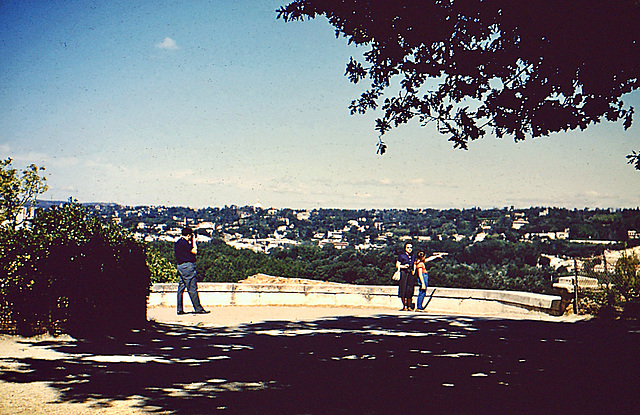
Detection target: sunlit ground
<box><xmin>1</xmin><ymin>310</ymin><xmax>639</xmax><ymax>414</ymax></box>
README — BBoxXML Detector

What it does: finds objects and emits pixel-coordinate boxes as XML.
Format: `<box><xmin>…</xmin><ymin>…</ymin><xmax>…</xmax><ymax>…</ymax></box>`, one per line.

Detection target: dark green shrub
<box><xmin>0</xmin><ymin>202</ymin><xmax>150</xmax><ymax>336</ymax></box>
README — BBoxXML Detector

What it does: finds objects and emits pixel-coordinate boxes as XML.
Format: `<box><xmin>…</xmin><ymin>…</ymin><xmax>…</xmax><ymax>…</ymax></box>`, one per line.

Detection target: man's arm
<box><xmin>191</xmin><ymin>234</ymin><xmax>198</xmax><ymax>254</ymax></box>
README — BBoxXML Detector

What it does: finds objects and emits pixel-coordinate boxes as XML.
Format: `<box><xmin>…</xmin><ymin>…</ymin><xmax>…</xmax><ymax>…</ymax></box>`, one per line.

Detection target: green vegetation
<box><xmin>150</xmin><ymin>237</ymin><xmax>557</xmax><ymax>294</ymax></box>
<box><xmin>0</xmin><ymin>161</ymin><xmax>153</xmax><ymax>336</ymax></box>
<box><xmin>3</xmin><ymin>159</ymin><xmax>640</xmax><ymax>332</ymax></box>
<box><xmin>146</xmin><ymin>244</ymin><xmax>177</xmax><ymax>284</ymax></box>
<box><xmin>0</xmin><ymin>158</ymin><xmax>48</xmax><ymax>228</ymax></box>
<box><xmin>0</xmin><ymin>201</ymin><xmax>150</xmax><ymax>336</ymax></box>
<box><xmin>615</xmin><ymin>250</ymin><xmax>640</xmax><ymax>303</ymax></box>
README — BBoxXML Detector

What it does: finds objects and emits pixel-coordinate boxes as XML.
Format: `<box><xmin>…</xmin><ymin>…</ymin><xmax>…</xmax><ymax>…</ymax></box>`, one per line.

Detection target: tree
<box><xmin>0</xmin><ymin>158</ymin><xmax>48</xmax><ymax>227</ymax></box>
<box><xmin>277</xmin><ymin>0</ymin><xmax>640</xmax><ymax>168</ymax></box>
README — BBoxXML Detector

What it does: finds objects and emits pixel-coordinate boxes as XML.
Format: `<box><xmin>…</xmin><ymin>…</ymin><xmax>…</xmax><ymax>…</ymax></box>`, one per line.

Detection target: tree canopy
<box><xmin>0</xmin><ymin>158</ymin><xmax>48</xmax><ymax>228</ymax></box>
<box><xmin>277</xmin><ymin>0</ymin><xmax>640</xmax><ymax>169</ymax></box>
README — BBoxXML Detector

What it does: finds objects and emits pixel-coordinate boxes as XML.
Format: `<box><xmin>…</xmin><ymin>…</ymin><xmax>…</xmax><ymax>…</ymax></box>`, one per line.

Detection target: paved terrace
<box><xmin>2</xmin><ymin>303</ymin><xmax>640</xmax><ymax>414</ymax></box>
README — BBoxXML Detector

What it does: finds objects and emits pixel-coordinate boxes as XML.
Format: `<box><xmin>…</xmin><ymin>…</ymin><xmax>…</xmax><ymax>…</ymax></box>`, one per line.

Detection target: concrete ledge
<box><xmin>150</xmin><ymin>283</ymin><xmax>564</xmax><ymax>317</ymax></box>
<box><xmin>553</xmin><ymin>276</ymin><xmax>602</xmax><ymax>294</ymax></box>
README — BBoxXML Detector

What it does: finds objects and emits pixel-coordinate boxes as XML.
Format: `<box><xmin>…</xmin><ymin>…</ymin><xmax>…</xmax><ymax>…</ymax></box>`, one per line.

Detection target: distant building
<box><xmin>452</xmin><ymin>234</ymin><xmax>466</xmax><ymax>242</ymax></box>
<box><xmin>195</xmin><ymin>221</ymin><xmax>216</xmax><ymax>231</ymax></box>
<box><xmin>158</xmin><ymin>234</ymin><xmax>179</xmax><ymax>243</ymax></box>
<box><xmin>2</xmin><ymin>206</ymin><xmax>34</xmax><ymax>228</ymax></box>
<box><xmin>524</xmin><ymin>228</ymin><xmax>570</xmax><ymax>241</ymax></box>
<box><xmin>512</xmin><ymin>219</ymin><xmax>529</xmax><ymax>230</ymax></box>
<box><xmin>474</xmin><ymin>232</ymin><xmax>487</xmax><ymax>243</ymax></box>
<box><xmin>318</xmin><ymin>240</ymin><xmax>348</xmax><ymax>250</ymax></box>
<box><xmin>296</xmin><ymin>211</ymin><xmax>310</xmax><ymax>221</ymax></box>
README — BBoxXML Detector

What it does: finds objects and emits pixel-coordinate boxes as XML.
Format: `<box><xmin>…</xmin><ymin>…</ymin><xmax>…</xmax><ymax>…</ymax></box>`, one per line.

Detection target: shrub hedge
<box><xmin>0</xmin><ymin>202</ymin><xmax>150</xmax><ymax>337</ymax></box>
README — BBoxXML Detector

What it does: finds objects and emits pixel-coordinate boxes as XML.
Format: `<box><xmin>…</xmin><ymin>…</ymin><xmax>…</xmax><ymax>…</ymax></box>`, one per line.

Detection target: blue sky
<box><xmin>2</xmin><ymin>0</ymin><xmax>639</xmax><ymax>210</ymax></box>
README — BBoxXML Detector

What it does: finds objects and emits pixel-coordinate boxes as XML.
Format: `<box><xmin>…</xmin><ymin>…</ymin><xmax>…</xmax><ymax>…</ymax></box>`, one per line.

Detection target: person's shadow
<box><xmin>2</xmin><ymin>314</ymin><xmax>639</xmax><ymax>414</ymax></box>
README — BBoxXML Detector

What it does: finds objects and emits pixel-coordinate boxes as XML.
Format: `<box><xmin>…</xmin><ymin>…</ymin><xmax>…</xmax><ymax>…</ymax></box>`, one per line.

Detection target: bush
<box><xmin>615</xmin><ymin>250</ymin><xmax>640</xmax><ymax>302</ymax></box>
<box><xmin>427</xmin><ymin>262</ymin><xmax>554</xmax><ymax>294</ymax></box>
<box><xmin>146</xmin><ymin>244</ymin><xmax>177</xmax><ymax>283</ymax></box>
<box><xmin>0</xmin><ymin>202</ymin><xmax>150</xmax><ymax>336</ymax></box>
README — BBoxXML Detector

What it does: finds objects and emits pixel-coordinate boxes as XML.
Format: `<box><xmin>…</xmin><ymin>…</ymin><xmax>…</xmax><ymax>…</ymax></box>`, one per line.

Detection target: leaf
<box><xmin>279</xmin><ymin>0</ymin><xmax>640</xmax><ymax>165</ymax></box>
<box><xmin>624</xmin><ymin>106</ymin><xmax>634</xmax><ymax>130</ymax></box>
<box><xmin>627</xmin><ymin>151</ymin><xmax>640</xmax><ymax>170</ymax></box>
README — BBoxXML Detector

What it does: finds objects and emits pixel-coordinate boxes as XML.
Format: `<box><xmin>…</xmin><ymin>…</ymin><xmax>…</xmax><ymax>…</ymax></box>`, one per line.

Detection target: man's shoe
<box><xmin>195</xmin><ymin>310</ymin><xmax>210</xmax><ymax>314</ymax></box>
<box><xmin>177</xmin><ymin>311</ymin><xmax>186</xmax><ymax>315</ymax></box>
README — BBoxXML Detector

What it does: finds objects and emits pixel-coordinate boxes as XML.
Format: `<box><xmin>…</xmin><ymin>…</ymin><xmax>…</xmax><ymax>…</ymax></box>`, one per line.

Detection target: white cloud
<box><xmin>155</xmin><ymin>37</ymin><xmax>179</xmax><ymax>50</ymax></box>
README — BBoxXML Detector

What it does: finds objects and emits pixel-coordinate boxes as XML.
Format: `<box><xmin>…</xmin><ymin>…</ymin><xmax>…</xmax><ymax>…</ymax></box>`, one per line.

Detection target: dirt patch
<box><xmin>238</xmin><ymin>273</ymin><xmax>344</xmax><ymax>286</ymax></box>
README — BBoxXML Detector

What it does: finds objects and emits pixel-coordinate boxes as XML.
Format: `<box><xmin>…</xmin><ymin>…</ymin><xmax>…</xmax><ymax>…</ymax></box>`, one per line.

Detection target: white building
<box><xmin>296</xmin><ymin>211</ymin><xmax>311</xmax><ymax>221</ymax></box>
<box><xmin>512</xmin><ymin>219</ymin><xmax>529</xmax><ymax>230</ymax></box>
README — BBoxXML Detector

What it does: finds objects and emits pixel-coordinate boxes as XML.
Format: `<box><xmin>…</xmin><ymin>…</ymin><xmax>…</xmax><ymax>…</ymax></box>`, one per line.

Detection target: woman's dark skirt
<box><xmin>397</xmin><ymin>270</ymin><xmax>415</xmax><ymax>298</ymax></box>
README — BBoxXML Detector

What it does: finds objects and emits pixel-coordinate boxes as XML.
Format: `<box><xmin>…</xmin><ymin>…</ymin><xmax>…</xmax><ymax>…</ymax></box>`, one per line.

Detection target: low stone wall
<box><xmin>150</xmin><ymin>283</ymin><xmax>565</xmax><ymax>317</ymax></box>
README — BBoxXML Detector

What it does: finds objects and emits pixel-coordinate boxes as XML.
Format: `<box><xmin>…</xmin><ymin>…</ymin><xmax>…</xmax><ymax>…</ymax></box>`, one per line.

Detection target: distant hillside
<box><xmin>34</xmin><ymin>200</ymin><xmax>118</xmax><ymax>209</ymax></box>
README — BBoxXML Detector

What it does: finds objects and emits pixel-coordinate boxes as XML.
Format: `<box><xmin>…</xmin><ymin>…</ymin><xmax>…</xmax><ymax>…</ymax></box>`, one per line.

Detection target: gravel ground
<box><xmin>1</xmin><ymin>307</ymin><xmax>636</xmax><ymax>414</ymax></box>
<box><xmin>0</xmin><ymin>306</ymin><xmax>411</xmax><ymax>415</ymax></box>
<box><xmin>0</xmin><ymin>332</ymin><xmax>155</xmax><ymax>414</ymax></box>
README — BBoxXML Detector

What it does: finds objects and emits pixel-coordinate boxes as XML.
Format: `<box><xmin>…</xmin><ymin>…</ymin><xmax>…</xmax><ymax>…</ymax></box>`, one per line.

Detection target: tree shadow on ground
<box><xmin>2</xmin><ymin>314</ymin><xmax>640</xmax><ymax>414</ymax></box>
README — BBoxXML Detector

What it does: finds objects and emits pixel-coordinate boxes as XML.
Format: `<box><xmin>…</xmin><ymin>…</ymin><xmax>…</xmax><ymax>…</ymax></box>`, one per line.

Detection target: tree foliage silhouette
<box><xmin>277</xmin><ymin>0</ymin><xmax>640</xmax><ymax>168</ymax></box>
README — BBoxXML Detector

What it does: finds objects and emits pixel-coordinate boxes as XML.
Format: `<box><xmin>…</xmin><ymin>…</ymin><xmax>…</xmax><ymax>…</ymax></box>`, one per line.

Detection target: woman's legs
<box><xmin>415</xmin><ymin>289</ymin><xmax>424</xmax><ymax>310</ymax></box>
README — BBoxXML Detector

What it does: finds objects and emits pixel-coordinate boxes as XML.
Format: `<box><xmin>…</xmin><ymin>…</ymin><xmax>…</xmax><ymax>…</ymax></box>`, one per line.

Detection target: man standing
<box><xmin>175</xmin><ymin>227</ymin><xmax>209</xmax><ymax>315</ymax></box>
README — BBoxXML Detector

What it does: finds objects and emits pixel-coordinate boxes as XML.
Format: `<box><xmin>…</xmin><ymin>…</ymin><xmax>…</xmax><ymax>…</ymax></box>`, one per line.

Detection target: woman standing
<box><xmin>396</xmin><ymin>242</ymin><xmax>415</xmax><ymax>311</ymax></box>
<box><xmin>415</xmin><ymin>252</ymin><xmax>428</xmax><ymax>311</ymax></box>
<box><xmin>415</xmin><ymin>251</ymin><xmax>446</xmax><ymax>311</ymax></box>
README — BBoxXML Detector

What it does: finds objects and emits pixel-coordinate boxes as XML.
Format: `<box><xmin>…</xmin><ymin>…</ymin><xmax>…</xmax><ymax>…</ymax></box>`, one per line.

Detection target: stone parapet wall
<box><xmin>150</xmin><ymin>283</ymin><xmax>565</xmax><ymax>317</ymax></box>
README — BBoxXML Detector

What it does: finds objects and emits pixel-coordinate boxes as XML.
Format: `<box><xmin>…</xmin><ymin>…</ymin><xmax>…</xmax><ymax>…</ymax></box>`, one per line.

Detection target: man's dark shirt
<box><xmin>175</xmin><ymin>238</ymin><xmax>196</xmax><ymax>264</ymax></box>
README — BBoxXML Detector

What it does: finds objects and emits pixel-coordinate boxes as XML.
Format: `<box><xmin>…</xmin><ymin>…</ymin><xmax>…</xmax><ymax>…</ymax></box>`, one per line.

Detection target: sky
<box><xmin>2</xmin><ymin>0</ymin><xmax>639</xmax><ymax>210</ymax></box>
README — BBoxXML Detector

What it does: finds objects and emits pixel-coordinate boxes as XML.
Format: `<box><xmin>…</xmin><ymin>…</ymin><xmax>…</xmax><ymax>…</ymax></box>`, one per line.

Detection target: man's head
<box><xmin>404</xmin><ymin>242</ymin><xmax>413</xmax><ymax>252</ymax></box>
<box><xmin>182</xmin><ymin>227</ymin><xmax>193</xmax><ymax>237</ymax></box>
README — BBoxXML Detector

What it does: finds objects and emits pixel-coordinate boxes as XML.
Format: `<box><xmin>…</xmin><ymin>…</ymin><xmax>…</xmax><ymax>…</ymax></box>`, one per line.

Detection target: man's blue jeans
<box><xmin>177</xmin><ymin>262</ymin><xmax>205</xmax><ymax>313</ymax></box>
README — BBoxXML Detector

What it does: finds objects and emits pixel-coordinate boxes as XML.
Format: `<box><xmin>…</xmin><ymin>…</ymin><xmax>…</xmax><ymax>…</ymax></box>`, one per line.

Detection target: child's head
<box><xmin>417</xmin><ymin>251</ymin><xmax>425</xmax><ymax>260</ymax></box>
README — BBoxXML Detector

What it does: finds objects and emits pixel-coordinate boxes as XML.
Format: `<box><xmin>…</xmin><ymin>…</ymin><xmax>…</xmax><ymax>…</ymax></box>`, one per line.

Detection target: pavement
<box><xmin>148</xmin><ymin>305</ymin><xmax>587</xmax><ymax>326</ymax></box>
<box><xmin>149</xmin><ymin>305</ymin><xmax>413</xmax><ymax>327</ymax></box>
<box><xmin>1</xmin><ymin>306</ymin><xmax>639</xmax><ymax>414</ymax></box>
